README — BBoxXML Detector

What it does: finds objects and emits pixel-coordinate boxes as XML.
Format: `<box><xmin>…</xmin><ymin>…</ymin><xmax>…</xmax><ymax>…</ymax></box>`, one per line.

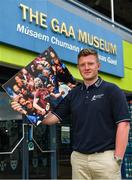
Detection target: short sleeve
<box><xmin>110</xmin><ymin>85</ymin><xmax>130</xmax><ymax>124</ymax></box>
<box><xmin>51</xmin><ymin>92</ymin><xmax>71</xmax><ymax>121</ymax></box>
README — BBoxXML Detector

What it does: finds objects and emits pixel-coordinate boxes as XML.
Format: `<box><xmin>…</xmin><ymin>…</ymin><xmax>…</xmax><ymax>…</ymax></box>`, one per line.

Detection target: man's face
<box><xmin>34</xmin><ymin>78</ymin><xmax>43</xmax><ymax>88</ymax></box>
<box><xmin>21</xmin><ymin>68</ymin><xmax>28</xmax><ymax>75</ymax></box>
<box><xmin>50</xmin><ymin>51</ymin><xmax>56</xmax><ymax>58</ymax></box>
<box><xmin>19</xmin><ymin>98</ymin><xmax>26</xmax><ymax>105</ymax></box>
<box><xmin>54</xmin><ymin>57</ymin><xmax>59</xmax><ymax>64</ymax></box>
<box><xmin>26</xmin><ymin>102</ymin><xmax>33</xmax><ymax>109</ymax></box>
<box><xmin>37</xmin><ymin>64</ymin><xmax>43</xmax><ymax>71</ymax></box>
<box><xmin>77</xmin><ymin>55</ymin><xmax>100</xmax><ymax>82</ymax></box>
<box><xmin>42</xmin><ymin>69</ymin><xmax>49</xmax><ymax>76</ymax></box>
<box><xmin>47</xmin><ymin>85</ymin><xmax>54</xmax><ymax>92</ymax></box>
<box><xmin>13</xmin><ymin>85</ymin><xmax>20</xmax><ymax>94</ymax></box>
<box><xmin>21</xmin><ymin>88</ymin><xmax>27</xmax><ymax>95</ymax></box>
<box><xmin>56</xmin><ymin>65</ymin><xmax>63</xmax><ymax>73</ymax></box>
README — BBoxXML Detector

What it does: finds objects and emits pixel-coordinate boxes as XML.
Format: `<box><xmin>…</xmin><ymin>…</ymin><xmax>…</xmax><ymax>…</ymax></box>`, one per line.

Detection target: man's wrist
<box><xmin>23</xmin><ymin>109</ymin><xmax>27</xmax><ymax>115</ymax></box>
<box><xmin>114</xmin><ymin>155</ymin><xmax>123</xmax><ymax>165</ymax></box>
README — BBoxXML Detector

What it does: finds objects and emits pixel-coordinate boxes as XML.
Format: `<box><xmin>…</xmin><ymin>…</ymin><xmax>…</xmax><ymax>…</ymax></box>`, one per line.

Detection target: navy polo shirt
<box><xmin>52</xmin><ymin>77</ymin><xmax>130</xmax><ymax>153</ymax></box>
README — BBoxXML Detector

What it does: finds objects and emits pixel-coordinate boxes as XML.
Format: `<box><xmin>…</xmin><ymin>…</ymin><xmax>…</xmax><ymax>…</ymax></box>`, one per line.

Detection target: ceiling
<box><xmin>77</xmin><ymin>0</ymin><xmax>132</xmax><ymax>30</ymax></box>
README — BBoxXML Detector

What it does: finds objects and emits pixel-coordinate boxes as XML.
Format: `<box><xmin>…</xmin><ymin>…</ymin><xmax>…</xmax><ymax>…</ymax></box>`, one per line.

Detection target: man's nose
<box><xmin>85</xmin><ymin>64</ymin><xmax>90</xmax><ymax>69</ymax></box>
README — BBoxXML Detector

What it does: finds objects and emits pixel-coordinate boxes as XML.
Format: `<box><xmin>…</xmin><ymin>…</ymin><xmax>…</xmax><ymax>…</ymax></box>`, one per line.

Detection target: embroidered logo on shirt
<box><xmin>91</xmin><ymin>94</ymin><xmax>104</xmax><ymax>101</ymax></box>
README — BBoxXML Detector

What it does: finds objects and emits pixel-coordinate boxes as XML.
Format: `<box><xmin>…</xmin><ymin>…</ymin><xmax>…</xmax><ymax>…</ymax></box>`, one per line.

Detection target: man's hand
<box><xmin>11</xmin><ymin>101</ymin><xmax>27</xmax><ymax>115</ymax></box>
<box><xmin>41</xmin><ymin>108</ymin><xmax>46</xmax><ymax>115</ymax></box>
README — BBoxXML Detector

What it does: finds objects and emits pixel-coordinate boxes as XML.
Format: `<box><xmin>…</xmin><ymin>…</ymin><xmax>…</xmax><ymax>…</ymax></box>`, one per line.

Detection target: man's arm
<box><xmin>33</xmin><ymin>97</ymin><xmax>46</xmax><ymax>115</ymax></box>
<box><xmin>114</xmin><ymin>121</ymin><xmax>130</xmax><ymax>159</ymax></box>
<box><xmin>11</xmin><ymin>101</ymin><xmax>27</xmax><ymax>115</ymax></box>
<box><xmin>11</xmin><ymin>101</ymin><xmax>59</xmax><ymax>125</ymax></box>
<box><xmin>42</xmin><ymin>112</ymin><xmax>60</xmax><ymax>125</ymax></box>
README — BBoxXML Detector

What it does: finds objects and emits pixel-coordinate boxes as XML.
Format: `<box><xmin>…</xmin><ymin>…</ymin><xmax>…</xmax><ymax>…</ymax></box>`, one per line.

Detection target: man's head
<box><xmin>19</xmin><ymin>97</ymin><xmax>26</xmax><ymax>106</ymax></box>
<box><xmin>36</xmin><ymin>64</ymin><xmax>43</xmax><ymax>71</ymax></box>
<box><xmin>50</xmin><ymin>51</ymin><xmax>56</xmax><ymax>58</ymax></box>
<box><xmin>21</xmin><ymin>68</ymin><xmax>28</xmax><ymax>75</ymax></box>
<box><xmin>77</xmin><ymin>48</ymin><xmax>100</xmax><ymax>83</ymax></box>
<box><xmin>13</xmin><ymin>84</ymin><xmax>20</xmax><ymax>94</ymax></box>
<box><xmin>26</xmin><ymin>100</ymin><xmax>33</xmax><ymax>109</ymax></box>
<box><xmin>47</xmin><ymin>84</ymin><xmax>54</xmax><ymax>92</ymax></box>
<box><xmin>78</xmin><ymin>48</ymin><xmax>98</xmax><ymax>62</ymax></box>
<box><xmin>15</xmin><ymin>75</ymin><xmax>23</xmax><ymax>86</ymax></box>
<box><xmin>42</xmin><ymin>69</ymin><xmax>50</xmax><ymax>77</ymax></box>
<box><xmin>34</xmin><ymin>77</ymin><xmax>43</xmax><ymax>89</ymax></box>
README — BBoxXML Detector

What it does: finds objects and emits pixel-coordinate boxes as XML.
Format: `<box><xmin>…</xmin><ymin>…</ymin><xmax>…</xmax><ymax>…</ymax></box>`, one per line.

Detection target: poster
<box><xmin>2</xmin><ymin>47</ymin><xmax>76</xmax><ymax>126</ymax></box>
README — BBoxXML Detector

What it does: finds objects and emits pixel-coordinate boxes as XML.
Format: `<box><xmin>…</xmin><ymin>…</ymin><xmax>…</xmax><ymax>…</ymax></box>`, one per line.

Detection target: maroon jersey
<box><xmin>35</xmin><ymin>88</ymin><xmax>50</xmax><ymax>110</ymax></box>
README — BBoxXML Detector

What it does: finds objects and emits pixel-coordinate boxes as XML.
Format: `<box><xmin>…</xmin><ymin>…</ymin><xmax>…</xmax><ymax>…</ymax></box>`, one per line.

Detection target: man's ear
<box><xmin>98</xmin><ymin>62</ymin><xmax>101</xmax><ymax>70</ymax></box>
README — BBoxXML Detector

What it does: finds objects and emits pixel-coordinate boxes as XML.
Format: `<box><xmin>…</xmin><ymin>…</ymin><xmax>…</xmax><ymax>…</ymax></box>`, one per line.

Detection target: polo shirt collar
<box><xmin>81</xmin><ymin>77</ymin><xmax>103</xmax><ymax>90</ymax></box>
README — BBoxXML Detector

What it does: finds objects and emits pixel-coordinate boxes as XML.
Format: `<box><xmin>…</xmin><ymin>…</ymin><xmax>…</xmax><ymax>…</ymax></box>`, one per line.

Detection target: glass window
<box><xmin>57</xmin><ymin>116</ymin><xmax>72</xmax><ymax>179</ymax></box>
<box><xmin>77</xmin><ymin>0</ymin><xmax>132</xmax><ymax>30</ymax></box>
<box><xmin>0</xmin><ymin>91</ymin><xmax>23</xmax><ymax>179</ymax></box>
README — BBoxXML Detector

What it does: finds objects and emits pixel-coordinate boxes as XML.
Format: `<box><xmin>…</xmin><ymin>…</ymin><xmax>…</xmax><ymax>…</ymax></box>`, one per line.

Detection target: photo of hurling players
<box><xmin>2</xmin><ymin>47</ymin><xmax>76</xmax><ymax>126</ymax></box>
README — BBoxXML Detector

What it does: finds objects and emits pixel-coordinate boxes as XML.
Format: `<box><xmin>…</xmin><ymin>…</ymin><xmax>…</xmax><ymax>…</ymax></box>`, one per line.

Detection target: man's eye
<box><xmin>80</xmin><ymin>64</ymin><xmax>85</xmax><ymax>67</ymax></box>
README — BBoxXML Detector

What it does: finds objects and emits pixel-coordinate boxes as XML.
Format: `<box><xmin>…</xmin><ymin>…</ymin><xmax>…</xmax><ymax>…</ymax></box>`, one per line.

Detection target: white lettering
<box><xmin>107</xmin><ymin>57</ymin><xmax>117</xmax><ymax>65</ymax></box>
<box><xmin>98</xmin><ymin>54</ymin><xmax>107</xmax><ymax>62</ymax></box>
<box><xmin>51</xmin><ymin>36</ymin><xmax>80</xmax><ymax>52</ymax></box>
<box><xmin>16</xmin><ymin>24</ymin><xmax>49</xmax><ymax>42</ymax></box>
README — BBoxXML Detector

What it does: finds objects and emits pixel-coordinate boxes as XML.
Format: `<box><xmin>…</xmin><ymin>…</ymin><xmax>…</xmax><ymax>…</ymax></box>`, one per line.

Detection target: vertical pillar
<box><xmin>110</xmin><ymin>0</ymin><xmax>114</xmax><ymax>23</ymax></box>
<box><xmin>22</xmin><ymin>123</ymin><xmax>29</xmax><ymax>180</ymax></box>
<box><xmin>50</xmin><ymin>125</ymin><xmax>57</xmax><ymax>179</ymax></box>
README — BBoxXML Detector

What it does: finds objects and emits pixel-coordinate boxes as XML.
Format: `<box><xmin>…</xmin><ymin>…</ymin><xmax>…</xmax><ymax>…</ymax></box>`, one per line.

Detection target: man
<box><xmin>12</xmin><ymin>48</ymin><xmax>130</xmax><ymax>179</ymax></box>
<box><xmin>33</xmin><ymin>77</ymin><xmax>50</xmax><ymax>116</ymax></box>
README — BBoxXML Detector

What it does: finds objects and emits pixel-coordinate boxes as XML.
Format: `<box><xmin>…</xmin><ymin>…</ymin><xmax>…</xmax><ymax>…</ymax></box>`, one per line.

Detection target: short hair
<box><xmin>78</xmin><ymin>48</ymin><xmax>99</xmax><ymax>63</ymax></box>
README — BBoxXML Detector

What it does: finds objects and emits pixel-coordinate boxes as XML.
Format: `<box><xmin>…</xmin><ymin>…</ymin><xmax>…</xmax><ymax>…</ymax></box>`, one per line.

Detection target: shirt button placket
<box><xmin>85</xmin><ymin>90</ymin><xmax>89</xmax><ymax>103</ymax></box>
<box><xmin>86</xmin><ymin>90</ymin><xmax>89</xmax><ymax>98</ymax></box>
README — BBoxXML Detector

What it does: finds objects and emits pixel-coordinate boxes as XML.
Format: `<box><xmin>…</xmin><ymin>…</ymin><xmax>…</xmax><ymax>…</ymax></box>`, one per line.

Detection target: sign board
<box><xmin>0</xmin><ymin>0</ymin><xmax>124</xmax><ymax>77</ymax></box>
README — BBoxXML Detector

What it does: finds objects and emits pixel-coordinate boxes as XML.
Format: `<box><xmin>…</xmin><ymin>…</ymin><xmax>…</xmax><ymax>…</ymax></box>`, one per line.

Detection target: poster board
<box><xmin>2</xmin><ymin>47</ymin><xmax>76</xmax><ymax>126</ymax></box>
